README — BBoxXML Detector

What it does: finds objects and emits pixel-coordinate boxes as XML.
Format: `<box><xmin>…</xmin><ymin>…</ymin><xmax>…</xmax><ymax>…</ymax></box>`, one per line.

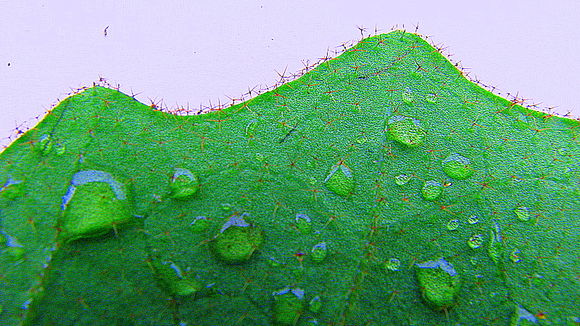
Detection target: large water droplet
<box><xmin>442</xmin><ymin>153</ymin><xmax>475</xmax><ymax>180</ymax></box>
<box><xmin>210</xmin><ymin>213</ymin><xmax>263</xmax><ymax>264</ymax></box>
<box><xmin>414</xmin><ymin>258</ymin><xmax>460</xmax><ymax>311</ymax></box>
<box><xmin>272</xmin><ymin>287</ymin><xmax>305</xmax><ymax>326</ymax></box>
<box><xmin>170</xmin><ymin>168</ymin><xmax>200</xmax><ymax>199</ymax></box>
<box><xmin>59</xmin><ymin>170</ymin><xmax>132</xmax><ymax>243</ymax></box>
<box><xmin>511</xmin><ymin>305</ymin><xmax>538</xmax><ymax>325</ymax></box>
<box><xmin>386</xmin><ymin>115</ymin><xmax>426</xmax><ymax>147</ymax></box>
<box><xmin>421</xmin><ymin>180</ymin><xmax>443</xmax><ymax>201</ymax></box>
<box><xmin>324</xmin><ymin>163</ymin><xmax>355</xmax><ymax>197</ymax></box>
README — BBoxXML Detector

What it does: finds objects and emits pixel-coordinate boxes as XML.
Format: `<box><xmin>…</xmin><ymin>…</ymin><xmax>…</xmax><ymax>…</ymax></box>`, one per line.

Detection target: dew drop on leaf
<box><xmin>402</xmin><ymin>88</ymin><xmax>414</xmax><ymax>104</ymax></box>
<box><xmin>385</xmin><ymin>258</ymin><xmax>401</xmax><ymax>271</ymax></box>
<box><xmin>324</xmin><ymin>163</ymin><xmax>355</xmax><ymax>197</ymax></box>
<box><xmin>468</xmin><ymin>234</ymin><xmax>484</xmax><ymax>249</ymax></box>
<box><xmin>310</xmin><ymin>242</ymin><xmax>327</xmax><ymax>263</ymax></box>
<box><xmin>394</xmin><ymin>174</ymin><xmax>412</xmax><ymax>185</ymax></box>
<box><xmin>514</xmin><ymin>206</ymin><xmax>531</xmax><ymax>221</ymax></box>
<box><xmin>169</xmin><ymin>168</ymin><xmax>200</xmax><ymax>199</ymax></box>
<box><xmin>58</xmin><ymin>170</ymin><xmax>133</xmax><ymax>243</ymax></box>
<box><xmin>386</xmin><ymin>115</ymin><xmax>426</xmax><ymax>147</ymax></box>
<box><xmin>446</xmin><ymin>219</ymin><xmax>460</xmax><ymax>231</ymax></box>
<box><xmin>442</xmin><ymin>153</ymin><xmax>475</xmax><ymax>180</ymax></box>
<box><xmin>468</xmin><ymin>215</ymin><xmax>479</xmax><ymax>225</ymax></box>
<box><xmin>421</xmin><ymin>180</ymin><xmax>443</xmax><ymax>201</ymax></box>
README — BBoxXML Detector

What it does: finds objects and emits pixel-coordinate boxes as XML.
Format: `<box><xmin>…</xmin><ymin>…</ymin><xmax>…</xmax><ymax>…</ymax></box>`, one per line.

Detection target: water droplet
<box><xmin>468</xmin><ymin>234</ymin><xmax>484</xmax><ymax>249</ymax></box>
<box><xmin>385</xmin><ymin>258</ymin><xmax>401</xmax><ymax>271</ymax></box>
<box><xmin>394</xmin><ymin>174</ymin><xmax>412</xmax><ymax>186</ymax></box>
<box><xmin>268</xmin><ymin>257</ymin><xmax>282</xmax><ymax>267</ymax></box>
<box><xmin>150</xmin><ymin>258</ymin><xmax>201</xmax><ymax>296</ymax></box>
<box><xmin>210</xmin><ymin>214</ymin><xmax>263</xmax><ymax>264</ymax></box>
<box><xmin>425</xmin><ymin>93</ymin><xmax>438</xmax><ymax>103</ymax></box>
<box><xmin>442</xmin><ymin>153</ymin><xmax>475</xmax><ymax>180</ymax></box>
<box><xmin>467</xmin><ymin>215</ymin><xmax>479</xmax><ymax>224</ymax></box>
<box><xmin>58</xmin><ymin>170</ymin><xmax>133</xmax><ymax>243</ymax></box>
<box><xmin>54</xmin><ymin>142</ymin><xmax>66</xmax><ymax>155</ymax></box>
<box><xmin>510</xmin><ymin>249</ymin><xmax>522</xmax><ymax>263</ymax></box>
<box><xmin>324</xmin><ymin>163</ymin><xmax>354</xmax><ymax>197</ymax></box>
<box><xmin>189</xmin><ymin>216</ymin><xmax>209</xmax><ymax>233</ymax></box>
<box><xmin>386</xmin><ymin>115</ymin><xmax>426</xmax><ymax>147</ymax></box>
<box><xmin>446</xmin><ymin>219</ymin><xmax>459</xmax><ymax>231</ymax></box>
<box><xmin>421</xmin><ymin>180</ymin><xmax>443</xmax><ymax>201</ymax></box>
<box><xmin>511</xmin><ymin>305</ymin><xmax>538</xmax><ymax>325</ymax></box>
<box><xmin>255</xmin><ymin>153</ymin><xmax>265</xmax><ymax>162</ymax></box>
<box><xmin>35</xmin><ymin>134</ymin><xmax>53</xmax><ymax>155</ymax></box>
<box><xmin>514</xmin><ymin>206</ymin><xmax>531</xmax><ymax>221</ymax></box>
<box><xmin>0</xmin><ymin>177</ymin><xmax>24</xmax><ymax>200</ymax></box>
<box><xmin>402</xmin><ymin>88</ymin><xmax>414</xmax><ymax>104</ymax></box>
<box><xmin>310</xmin><ymin>242</ymin><xmax>327</xmax><ymax>263</ymax></box>
<box><xmin>487</xmin><ymin>220</ymin><xmax>503</xmax><ymax>264</ymax></box>
<box><xmin>245</xmin><ymin>119</ymin><xmax>258</xmax><ymax>138</ymax></box>
<box><xmin>170</xmin><ymin>168</ymin><xmax>199</xmax><ymax>199</ymax></box>
<box><xmin>272</xmin><ymin>287</ymin><xmax>305</xmax><ymax>326</ymax></box>
<box><xmin>295</xmin><ymin>213</ymin><xmax>312</xmax><ymax>234</ymax></box>
<box><xmin>309</xmin><ymin>295</ymin><xmax>323</xmax><ymax>313</ymax></box>
<box><xmin>414</xmin><ymin>258</ymin><xmax>460</xmax><ymax>311</ymax></box>
<box><xmin>0</xmin><ymin>230</ymin><xmax>25</xmax><ymax>261</ymax></box>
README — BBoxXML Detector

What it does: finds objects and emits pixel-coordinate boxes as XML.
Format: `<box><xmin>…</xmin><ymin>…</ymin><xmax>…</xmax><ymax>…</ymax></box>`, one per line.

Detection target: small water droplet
<box><xmin>245</xmin><ymin>119</ymin><xmax>258</xmax><ymax>138</ymax></box>
<box><xmin>468</xmin><ymin>234</ymin><xmax>484</xmax><ymax>249</ymax></box>
<box><xmin>310</xmin><ymin>242</ymin><xmax>327</xmax><ymax>263</ymax></box>
<box><xmin>170</xmin><ymin>168</ymin><xmax>200</xmax><ymax>199</ymax></box>
<box><xmin>394</xmin><ymin>174</ymin><xmax>412</xmax><ymax>186</ymax></box>
<box><xmin>514</xmin><ymin>206</ymin><xmax>531</xmax><ymax>221</ymax></box>
<box><xmin>425</xmin><ymin>93</ymin><xmax>438</xmax><ymax>103</ymax></box>
<box><xmin>487</xmin><ymin>220</ymin><xmax>503</xmax><ymax>264</ymax></box>
<box><xmin>54</xmin><ymin>142</ymin><xmax>66</xmax><ymax>155</ymax></box>
<box><xmin>0</xmin><ymin>177</ymin><xmax>24</xmax><ymax>200</ymax></box>
<box><xmin>295</xmin><ymin>213</ymin><xmax>312</xmax><ymax>234</ymax></box>
<box><xmin>442</xmin><ymin>153</ymin><xmax>475</xmax><ymax>180</ymax></box>
<box><xmin>267</xmin><ymin>257</ymin><xmax>282</xmax><ymax>267</ymax></box>
<box><xmin>324</xmin><ymin>163</ymin><xmax>355</xmax><ymax>197</ymax></box>
<box><xmin>59</xmin><ymin>170</ymin><xmax>132</xmax><ymax>243</ymax></box>
<box><xmin>255</xmin><ymin>153</ymin><xmax>265</xmax><ymax>162</ymax></box>
<box><xmin>35</xmin><ymin>134</ymin><xmax>53</xmax><ymax>155</ymax></box>
<box><xmin>421</xmin><ymin>180</ymin><xmax>443</xmax><ymax>201</ymax></box>
<box><xmin>386</xmin><ymin>115</ymin><xmax>426</xmax><ymax>147</ymax></box>
<box><xmin>150</xmin><ymin>258</ymin><xmax>201</xmax><ymax>296</ymax></box>
<box><xmin>402</xmin><ymin>88</ymin><xmax>414</xmax><ymax>104</ymax></box>
<box><xmin>210</xmin><ymin>214</ymin><xmax>263</xmax><ymax>264</ymax></box>
<box><xmin>385</xmin><ymin>258</ymin><xmax>401</xmax><ymax>271</ymax></box>
<box><xmin>467</xmin><ymin>215</ymin><xmax>479</xmax><ymax>224</ymax></box>
<box><xmin>446</xmin><ymin>219</ymin><xmax>459</xmax><ymax>231</ymax></box>
<box><xmin>510</xmin><ymin>249</ymin><xmax>522</xmax><ymax>263</ymax></box>
<box><xmin>309</xmin><ymin>295</ymin><xmax>323</xmax><ymax>313</ymax></box>
<box><xmin>189</xmin><ymin>216</ymin><xmax>209</xmax><ymax>233</ymax></box>
<box><xmin>511</xmin><ymin>305</ymin><xmax>538</xmax><ymax>324</ymax></box>
<box><xmin>0</xmin><ymin>230</ymin><xmax>25</xmax><ymax>261</ymax></box>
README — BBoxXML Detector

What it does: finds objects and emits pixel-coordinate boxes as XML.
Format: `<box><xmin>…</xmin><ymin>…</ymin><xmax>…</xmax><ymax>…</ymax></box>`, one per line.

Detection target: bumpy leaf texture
<box><xmin>0</xmin><ymin>30</ymin><xmax>578</xmax><ymax>326</ymax></box>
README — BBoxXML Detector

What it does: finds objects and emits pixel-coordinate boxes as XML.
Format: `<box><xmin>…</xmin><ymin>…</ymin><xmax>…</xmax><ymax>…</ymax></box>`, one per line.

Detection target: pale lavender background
<box><xmin>1</xmin><ymin>1</ymin><xmax>579</xmax><ymax>149</ymax></box>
